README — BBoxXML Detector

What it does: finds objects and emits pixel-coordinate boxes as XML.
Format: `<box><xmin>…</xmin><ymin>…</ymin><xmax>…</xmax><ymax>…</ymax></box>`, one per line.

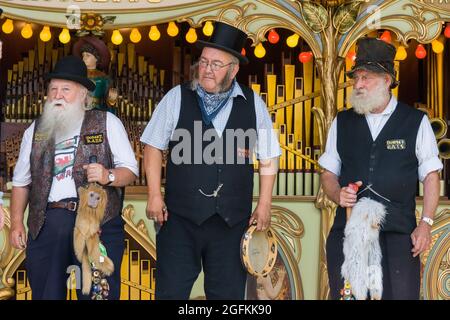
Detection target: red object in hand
<box><xmin>348</xmin><ymin>183</ymin><xmax>359</xmax><ymax>192</ymax></box>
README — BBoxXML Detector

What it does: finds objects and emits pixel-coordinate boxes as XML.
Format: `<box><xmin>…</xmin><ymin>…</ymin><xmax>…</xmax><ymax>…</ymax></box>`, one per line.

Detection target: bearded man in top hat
<box><xmin>73</xmin><ymin>36</ymin><xmax>118</xmax><ymax>114</ymax></box>
<box><xmin>319</xmin><ymin>37</ymin><xmax>442</xmax><ymax>299</ymax></box>
<box><xmin>140</xmin><ymin>21</ymin><xmax>281</xmax><ymax>299</ymax></box>
<box><xmin>9</xmin><ymin>55</ymin><xmax>138</xmax><ymax>300</ymax></box>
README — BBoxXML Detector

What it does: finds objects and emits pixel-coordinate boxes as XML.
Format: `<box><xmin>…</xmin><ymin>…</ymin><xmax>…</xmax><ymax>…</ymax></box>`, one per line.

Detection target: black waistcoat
<box><xmin>333</xmin><ymin>102</ymin><xmax>424</xmax><ymax>234</ymax></box>
<box><xmin>165</xmin><ymin>83</ymin><xmax>256</xmax><ymax>227</ymax></box>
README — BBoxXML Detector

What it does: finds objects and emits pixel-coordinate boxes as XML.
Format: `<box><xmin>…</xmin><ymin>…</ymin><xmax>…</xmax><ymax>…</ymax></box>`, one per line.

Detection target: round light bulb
<box><xmin>148</xmin><ymin>26</ymin><xmax>161</xmax><ymax>41</ymax></box>
<box><xmin>40</xmin><ymin>26</ymin><xmax>52</xmax><ymax>42</ymax></box>
<box><xmin>380</xmin><ymin>30</ymin><xmax>392</xmax><ymax>44</ymax></box>
<box><xmin>431</xmin><ymin>39</ymin><xmax>444</xmax><ymax>54</ymax></box>
<box><xmin>111</xmin><ymin>29</ymin><xmax>123</xmax><ymax>45</ymax></box>
<box><xmin>299</xmin><ymin>51</ymin><xmax>313</xmax><ymax>63</ymax></box>
<box><xmin>444</xmin><ymin>23</ymin><xmax>450</xmax><ymax>38</ymax></box>
<box><xmin>286</xmin><ymin>34</ymin><xmax>299</xmax><ymax>48</ymax></box>
<box><xmin>203</xmin><ymin>21</ymin><xmax>214</xmax><ymax>36</ymax></box>
<box><xmin>395</xmin><ymin>45</ymin><xmax>407</xmax><ymax>61</ymax></box>
<box><xmin>129</xmin><ymin>28</ymin><xmax>142</xmax><ymax>43</ymax></box>
<box><xmin>185</xmin><ymin>27</ymin><xmax>197</xmax><ymax>44</ymax></box>
<box><xmin>254</xmin><ymin>43</ymin><xmax>266</xmax><ymax>58</ymax></box>
<box><xmin>59</xmin><ymin>28</ymin><xmax>71</xmax><ymax>44</ymax></box>
<box><xmin>268</xmin><ymin>29</ymin><xmax>280</xmax><ymax>44</ymax></box>
<box><xmin>415</xmin><ymin>44</ymin><xmax>427</xmax><ymax>59</ymax></box>
<box><xmin>21</xmin><ymin>23</ymin><xmax>33</xmax><ymax>39</ymax></box>
<box><xmin>167</xmin><ymin>21</ymin><xmax>179</xmax><ymax>37</ymax></box>
<box><xmin>2</xmin><ymin>19</ymin><xmax>14</xmax><ymax>34</ymax></box>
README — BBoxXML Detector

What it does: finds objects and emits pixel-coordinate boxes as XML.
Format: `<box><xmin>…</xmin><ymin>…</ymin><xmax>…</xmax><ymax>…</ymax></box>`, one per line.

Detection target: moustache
<box><xmin>48</xmin><ymin>99</ymin><xmax>68</xmax><ymax>108</ymax></box>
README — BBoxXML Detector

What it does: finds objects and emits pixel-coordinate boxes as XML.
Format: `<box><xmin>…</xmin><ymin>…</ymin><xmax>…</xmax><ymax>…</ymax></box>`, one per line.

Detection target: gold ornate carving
<box><xmin>268</xmin><ymin>205</ymin><xmax>305</xmax><ymax>299</ymax></box>
<box><xmin>419</xmin><ymin>209</ymin><xmax>450</xmax><ymax>300</ymax></box>
<box><xmin>300</xmin><ymin>1</ymin><xmax>329</xmax><ymax>33</ymax></box>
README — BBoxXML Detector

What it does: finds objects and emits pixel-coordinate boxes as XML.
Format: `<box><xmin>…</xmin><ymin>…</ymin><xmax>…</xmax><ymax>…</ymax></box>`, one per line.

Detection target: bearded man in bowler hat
<box><xmin>10</xmin><ymin>56</ymin><xmax>138</xmax><ymax>299</ymax></box>
<box><xmin>141</xmin><ymin>21</ymin><xmax>281</xmax><ymax>299</ymax></box>
<box><xmin>319</xmin><ymin>37</ymin><xmax>442</xmax><ymax>299</ymax></box>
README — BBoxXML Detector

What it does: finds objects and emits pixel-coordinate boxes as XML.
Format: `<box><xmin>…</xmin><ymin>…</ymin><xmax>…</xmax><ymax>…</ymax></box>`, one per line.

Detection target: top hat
<box><xmin>73</xmin><ymin>36</ymin><xmax>111</xmax><ymax>71</ymax></box>
<box><xmin>44</xmin><ymin>55</ymin><xmax>96</xmax><ymax>91</ymax></box>
<box><xmin>196</xmin><ymin>21</ymin><xmax>249</xmax><ymax>65</ymax></box>
<box><xmin>346</xmin><ymin>37</ymin><xmax>398</xmax><ymax>89</ymax></box>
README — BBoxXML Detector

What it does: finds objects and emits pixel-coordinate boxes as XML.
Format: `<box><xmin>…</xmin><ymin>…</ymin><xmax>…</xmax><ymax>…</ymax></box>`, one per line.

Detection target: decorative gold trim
<box><xmin>269</xmin><ymin>205</ymin><xmax>305</xmax><ymax>299</ymax></box>
<box><xmin>418</xmin><ymin>208</ymin><xmax>450</xmax><ymax>300</ymax></box>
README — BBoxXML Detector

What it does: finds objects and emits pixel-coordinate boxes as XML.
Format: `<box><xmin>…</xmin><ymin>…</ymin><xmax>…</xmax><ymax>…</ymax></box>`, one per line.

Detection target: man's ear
<box><xmin>231</xmin><ymin>64</ymin><xmax>240</xmax><ymax>80</ymax></box>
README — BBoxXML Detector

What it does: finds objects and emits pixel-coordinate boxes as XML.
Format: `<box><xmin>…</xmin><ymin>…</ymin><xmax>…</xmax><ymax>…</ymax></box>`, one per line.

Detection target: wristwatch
<box><xmin>421</xmin><ymin>216</ymin><xmax>434</xmax><ymax>227</ymax></box>
<box><xmin>104</xmin><ymin>169</ymin><xmax>115</xmax><ymax>186</ymax></box>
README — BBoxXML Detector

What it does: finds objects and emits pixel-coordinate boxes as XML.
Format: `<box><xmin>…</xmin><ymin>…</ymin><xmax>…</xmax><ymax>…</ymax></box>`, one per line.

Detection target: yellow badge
<box><xmin>386</xmin><ymin>139</ymin><xmax>406</xmax><ymax>150</ymax></box>
<box><xmin>34</xmin><ymin>132</ymin><xmax>49</xmax><ymax>141</ymax></box>
<box><xmin>84</xmin><ymin>133</ymin><xmax>104</xmax><ymax>144</ymax></box>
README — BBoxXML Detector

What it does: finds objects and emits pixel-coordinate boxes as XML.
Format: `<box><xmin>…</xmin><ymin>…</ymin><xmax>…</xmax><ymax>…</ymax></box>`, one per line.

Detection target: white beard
<box><xmin>349</xmin><ymin>81</ymin><xmax>391</xmax><ymax>115</ymax></box>
<box><xmin>37</xmin><ymin>98</ymin><xmax>85</xmax><ymax>140</ymax></box>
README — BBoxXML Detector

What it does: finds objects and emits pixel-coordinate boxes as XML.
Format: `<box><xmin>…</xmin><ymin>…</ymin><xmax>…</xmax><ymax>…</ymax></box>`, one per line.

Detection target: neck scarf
<box><xmin>195</xmin><ymin>81</ymin><xmax>235</xmax><ymax>125</ymax></box>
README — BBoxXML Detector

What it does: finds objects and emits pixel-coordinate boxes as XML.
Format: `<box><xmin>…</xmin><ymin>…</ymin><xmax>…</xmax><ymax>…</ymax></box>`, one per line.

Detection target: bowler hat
<box><xmin>44</xmin><ymin>55</ymin><xmax>96</xmax><ymax>91</ymax></box>
<box><xmin>347</xmin><ymin>37</ymin><xmax>398</xmax><ymax>89</ymax></box>
<box><xmin>197</xmin><ymin>21</ymin><xmax>249</xmax><ymax>65</ymax></box>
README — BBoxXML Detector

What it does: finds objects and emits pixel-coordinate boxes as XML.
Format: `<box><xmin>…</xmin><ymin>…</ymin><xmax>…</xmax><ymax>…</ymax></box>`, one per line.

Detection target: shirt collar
<box><xmin>232</xmin><ymin>82</ymin><xmax>246</xmax><ymax>100</ymax></box>
<box><xmin>377</xmin><ymin>95</ymin><xmax>397</xmax><ymax>116</ymax></box>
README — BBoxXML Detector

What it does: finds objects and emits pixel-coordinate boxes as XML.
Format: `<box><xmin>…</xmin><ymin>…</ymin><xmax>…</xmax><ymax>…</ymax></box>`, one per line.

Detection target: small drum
<box><xmin>240</xmin><ymin>225</ymin><xmax>278</xmax><ymax>277</ymax></box>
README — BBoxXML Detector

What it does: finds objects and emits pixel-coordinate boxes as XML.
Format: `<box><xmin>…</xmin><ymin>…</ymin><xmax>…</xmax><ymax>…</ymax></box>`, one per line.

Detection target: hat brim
<box><xmin>73</xmin><ymin>37</ymin><xmax>111</xmax><ymax>71</ymax></box>
<box><xmin>196</xmin><ymin>40</ymin><xmax>249</xmax><ymax>65</ymax></box>
<box><xmin>44</xmin><ymin>72</ymin><xmax>96</xmax><ymax>91</ymax></box>
<box><xmin>346</xmin><ymin>65</ymin><xmax>398</xmax><ymax>89</ymax></box>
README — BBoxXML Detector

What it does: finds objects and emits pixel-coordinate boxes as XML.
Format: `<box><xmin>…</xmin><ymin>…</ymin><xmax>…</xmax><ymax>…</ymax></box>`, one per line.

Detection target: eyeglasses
<box><xmin>198</xmin><ymin>58</ymin><xmax>235</xmax><ymax>72</ymax></box>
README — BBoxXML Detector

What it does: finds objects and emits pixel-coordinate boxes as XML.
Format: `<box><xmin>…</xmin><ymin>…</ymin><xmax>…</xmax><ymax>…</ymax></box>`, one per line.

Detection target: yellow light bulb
<box><xmin>185</xmin><ymin>27</ymin><xmax>197</xmax><ymax>44</ymax></box>
<box><xmin>431</xmin><ymin>39</ymin><xmax>444</xmax><ymax>54</ymax></box>
<box><xmin>40</xmin><ymin>26</ymin><xmax>52</xmax><ymax>42</ymax></box>
<box><xmin>129</xmin><ymin>28</ymin><xmax>142</xmax><ymax>43</ymax></box>
<box><xmin>254</xmin><ymin>43</ymin><xmax>266</xmax><ymax>58</ymax></box>
<box><xmin>286</xmin><ymin>34</ymin><xmax>299</xmax><ymax>48</ymax></box>
<box><xmin>148</xmin><ymin>26</ymin><xmax>161</xmax><ymax>41</ymax></box>
<box><xmin>59</xmin><ymin>28</ymin><xmax>71</xmax><ymax>44</ymax></box>
<box><xmin>111</xmin><ymin>29</ymin><xmax>123</xmax><ymax>45</ymax></box>
<box><xmin>21</xmin><ymin>23</ymin><xmax>33</xmax><ymax>39</ymax></box>
<box><xmin>203</xmin><ymin>21</ymin><xmax>214</xmax><ymax>36</ymax></box>
<box><xmin>2</xmin><ymin>19</ymin><xmax>14</xmax><ymax>34</ymax></box>
<box><xmin>167</xmin><ymin>21</ymin><xmax>179</xmax><ymax>37</ymax></box>
<box><xmin>394</xmin><ymin>45</ymin><xmax>407</xmax><ymax>61</ymax></box>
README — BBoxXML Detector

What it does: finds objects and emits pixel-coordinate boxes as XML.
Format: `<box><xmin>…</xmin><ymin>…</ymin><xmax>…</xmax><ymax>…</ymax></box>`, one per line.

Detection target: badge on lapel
<box><xmin>386</xmin><ymin>139</ymin><xmax>406</xmax><ymax>150</ymax></box>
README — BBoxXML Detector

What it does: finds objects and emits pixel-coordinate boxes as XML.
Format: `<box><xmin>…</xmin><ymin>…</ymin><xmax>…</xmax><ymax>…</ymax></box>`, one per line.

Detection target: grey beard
<box><xmin>38</xmin><ymin>99</ymin><xmax>85</xmax><ymax>139</ymax></box>
<box><xmin>349</xmin><ymin>84</ymin><xmax>391</xmax><ymax>115</ymax></box>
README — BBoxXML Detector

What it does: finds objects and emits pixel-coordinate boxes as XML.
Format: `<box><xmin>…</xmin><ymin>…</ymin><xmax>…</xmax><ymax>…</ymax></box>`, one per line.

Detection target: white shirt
<box><xmin>13</xmin><ymin>112</ymin><xmax>139</xmax><ymax>201</ymax></box>
<box><xmin>140</xmin><ymin>84</ymin><xmax>281</xmax><ymax>160</ymax></box>
<box><xmin>318</xmin><ymin>96</ymin><xmax>442</xmax><ymax>182</ymax></box>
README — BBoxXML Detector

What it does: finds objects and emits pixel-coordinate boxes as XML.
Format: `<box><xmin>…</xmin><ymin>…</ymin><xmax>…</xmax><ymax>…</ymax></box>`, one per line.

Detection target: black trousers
<box><xmin>26</xmin><ymin>205</ymin><xmax>124</xmax><ymax>300</ymax></box>
<box><xmin>155</xmin><ymin>213</ymin><xmax>248</xmax><ymax>300</ymax></box>
<box><xmin>326</xmin><ymin>229</ymin><xmax>420</xmax><ymax>300</ymax></box>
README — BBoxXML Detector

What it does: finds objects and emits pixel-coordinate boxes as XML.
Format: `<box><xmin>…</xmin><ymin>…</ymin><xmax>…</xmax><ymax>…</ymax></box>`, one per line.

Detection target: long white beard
<box><xmin>37</xmin><ymin>99</ymin><xmax>85</xmax><ymax>139</ymax></box>
<box><xmin>349</xmin><ymin>81</ymin><xmax>390</xmax><ymax>115</ymax></box>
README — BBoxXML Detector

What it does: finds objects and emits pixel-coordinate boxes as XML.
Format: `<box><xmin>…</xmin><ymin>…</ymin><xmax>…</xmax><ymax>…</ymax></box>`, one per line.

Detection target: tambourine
<box><xmin>240</xmin><ymin>224</ymin><xmax>278</xmax><ymax>277</ymax></box>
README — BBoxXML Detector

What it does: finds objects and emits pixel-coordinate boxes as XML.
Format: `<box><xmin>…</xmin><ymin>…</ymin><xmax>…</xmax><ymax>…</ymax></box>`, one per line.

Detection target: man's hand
<box><xmin>339</xmin><ymin>181</ymin><xmax>362</xmax><ymax>208</ymax></box>
<box><xmin>249</xmin><ymin>202</ymin><xmax>271</xmax><ymax>231</ymax></box>
<box><xmin>10</xmin><ymin>221</ymin><xmax>27</xmax><ymax>249</ymax></box>
<box><xmin>83</xmin><ymin>163</ymin><xmax>109</xmax><ymax>185</ymax></box>
<box><xmin>146</xmin><ymin>193</ymin><xmax>168</xmax><ymax>225</ymax></box>
<box><xmin>411</xmin><ymin>221</ymin><xmax>432</xmax><ymax>257</ymax></box>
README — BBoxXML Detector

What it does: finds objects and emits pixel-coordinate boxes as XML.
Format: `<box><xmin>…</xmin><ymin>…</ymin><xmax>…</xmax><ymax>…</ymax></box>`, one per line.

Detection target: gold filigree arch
<box><xmin>268</xmin><ymin>205</ymin><xmax>305</xmax><ymax>299</ymax></box>
<box><xmin>339</xmin><ymin>0</ymin><xmax>450</xmax><ymax>57</ymax></box>
<box><xmin>416</xmin><ymin>209</ymin><xmax>450</xmax><ymax>300</ymax></box>
<box><xmin>181</xmin><ymin>1</ymin><xmax>323</xmax><ymax>59</ymax></box>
